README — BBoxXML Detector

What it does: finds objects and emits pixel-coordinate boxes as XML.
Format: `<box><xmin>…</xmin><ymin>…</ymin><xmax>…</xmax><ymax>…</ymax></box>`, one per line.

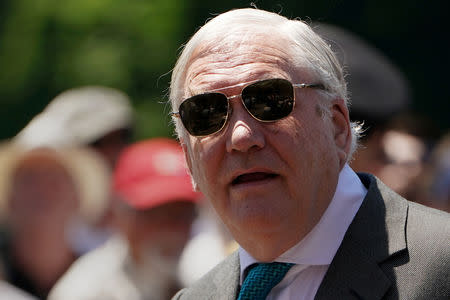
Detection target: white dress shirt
<box><xmin>239</xmin><ymin>164</ymin><xmax>367</xmax><ymax>299</ymax></box>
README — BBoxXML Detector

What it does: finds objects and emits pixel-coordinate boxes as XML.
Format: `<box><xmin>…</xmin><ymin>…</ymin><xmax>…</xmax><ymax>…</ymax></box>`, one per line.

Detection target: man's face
<box><xmin>8</xmin><ymin>152</ymin><xmax>79</xmax><ymax>263</ymax></box>
<box><xmin>9</xmin><ymin>155</ymin><xmax>78</xmax><ymax>234</ymax></box>
<box><xmin>179</xmin><ymin>28</ymin><xmax>351</xmax><ymax>259</ymax></box>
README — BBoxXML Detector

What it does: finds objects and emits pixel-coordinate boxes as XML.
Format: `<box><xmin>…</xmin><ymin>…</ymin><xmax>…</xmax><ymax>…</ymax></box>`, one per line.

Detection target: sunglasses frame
<box><xmin>171</xmin><ymin>78</ymin><xmax>325</xmax><ymax>137</ymax></box>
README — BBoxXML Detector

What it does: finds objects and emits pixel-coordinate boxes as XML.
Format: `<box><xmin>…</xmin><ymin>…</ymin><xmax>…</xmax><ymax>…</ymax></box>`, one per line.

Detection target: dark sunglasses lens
<box><xmin>179</xmin><ymin>93</ymin><xmax>228</xmax><ymax>136</ymax></box>
<box><xmin>242</xmin><ymin>79</ymin><xmax>294</xmax><ymax>121</ymax></box>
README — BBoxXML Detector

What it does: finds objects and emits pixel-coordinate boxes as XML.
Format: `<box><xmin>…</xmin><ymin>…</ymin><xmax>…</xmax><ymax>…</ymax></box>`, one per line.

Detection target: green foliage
<box><xmin>0</xmin><ymin>0</ymin><xmax>189</xmax><ymax>139</ymax></box>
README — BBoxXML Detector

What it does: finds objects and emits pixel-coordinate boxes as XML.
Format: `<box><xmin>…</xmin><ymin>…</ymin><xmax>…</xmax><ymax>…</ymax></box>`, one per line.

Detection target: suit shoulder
<box><xmin>391</xmin><ymin>202</ymin><xmax>450</xmax><ymax>299</ymax></box>
<box><xmin>407</xmin><ymin>201</ymin><xmax>450</xmax><ymax>242</ymax></box>
<box><xmin>405</xmin><ymin>201</ymin><xmax>449</xmax><ymax>271</ymax></box>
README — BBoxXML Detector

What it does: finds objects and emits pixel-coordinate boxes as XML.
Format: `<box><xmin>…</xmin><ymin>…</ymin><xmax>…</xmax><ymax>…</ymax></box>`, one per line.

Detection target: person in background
<box><xmin>168</xmin><ymin>8</ymin><xmax>449</xmax><ymax>299</ymax></box>
<box><xmin>48</xmin><ymin>138</ymin><xmax>202</xmax><ymax>300</ymax></box>
<box><xmin>0</xmin><ymin>145</ymin><xmax>110</xmax><ymax>299</ymax></box>
<box><xmin>362</xmin><ymin>113</ymin><xmax>435</xmax><ymax>198</ymax></box>
<box><xmin>312</xmin><ymin>23</ymin><xmax>433</xmax><ymax>198</ymax></box>
<box><xmin>13</xmin><ymin>86</ymin><xmax>135</xmax><ymax>253</ymax></box>
<box><xmin>410</xmin><ymin>132</ymin><xmax>450</xmax><ymax>212</ymax></box>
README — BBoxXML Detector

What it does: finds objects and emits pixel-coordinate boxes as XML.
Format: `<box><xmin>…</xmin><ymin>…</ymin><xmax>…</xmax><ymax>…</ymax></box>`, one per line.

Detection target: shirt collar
<box><xmin>239</xmin><ymin>164</ymin><xmax>367</xmax><ymax>280</ymax></box>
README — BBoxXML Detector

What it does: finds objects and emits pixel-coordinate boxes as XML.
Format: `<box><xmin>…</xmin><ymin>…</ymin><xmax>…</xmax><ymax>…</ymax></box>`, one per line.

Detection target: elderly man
<box><xmin>169</xmin><ymin>8</ymin><xmax>450</xmax><ymax>300</ymax></box>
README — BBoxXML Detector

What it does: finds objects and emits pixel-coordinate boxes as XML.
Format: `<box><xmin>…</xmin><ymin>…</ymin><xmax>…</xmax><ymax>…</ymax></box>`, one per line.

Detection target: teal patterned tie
<box><xmin>237</xmin><ymin>262</ymin><xmax>294</xmax><ymax>300</ymax></box>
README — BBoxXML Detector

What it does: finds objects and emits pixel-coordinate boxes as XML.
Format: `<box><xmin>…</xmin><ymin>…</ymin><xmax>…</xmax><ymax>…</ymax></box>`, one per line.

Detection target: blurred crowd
<box><xmin>0</xmin><ymin>24</ymin><xmax>448</xmax><ymax>300</ymax></box>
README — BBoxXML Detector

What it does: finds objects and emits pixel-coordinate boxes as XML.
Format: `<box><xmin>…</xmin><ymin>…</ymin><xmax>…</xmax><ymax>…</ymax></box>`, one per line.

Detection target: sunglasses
<box><xmin>172</xmin><ymin>78</ymin><xmax>324</xmax><ymax>136</ymax></box>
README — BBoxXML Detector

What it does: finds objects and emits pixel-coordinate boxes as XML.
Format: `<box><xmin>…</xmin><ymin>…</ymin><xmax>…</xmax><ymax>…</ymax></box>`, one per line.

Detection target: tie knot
<box><xmin>238</xmin><ymin>262</ymin><xmax>294</xmax><ymax>300</ymax></box>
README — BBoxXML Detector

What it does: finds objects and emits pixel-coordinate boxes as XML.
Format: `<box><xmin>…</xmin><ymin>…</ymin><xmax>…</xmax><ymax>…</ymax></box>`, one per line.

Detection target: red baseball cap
<box><xmin>113</xmin><ymin>138</ymin><xmax>201</xmax><ymax>210</ymax></box>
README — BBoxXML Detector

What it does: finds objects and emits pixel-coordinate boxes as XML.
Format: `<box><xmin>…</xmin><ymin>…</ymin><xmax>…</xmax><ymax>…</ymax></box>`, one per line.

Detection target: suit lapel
<box><xmin>211</xmin><ymin>251</ymin><xmax>240</xmax><ymax>299</ymax></box>
<box><xmin>315</xmin><ymin>174</ymin><xmax>408</xmax><ymax>300</ymax></box>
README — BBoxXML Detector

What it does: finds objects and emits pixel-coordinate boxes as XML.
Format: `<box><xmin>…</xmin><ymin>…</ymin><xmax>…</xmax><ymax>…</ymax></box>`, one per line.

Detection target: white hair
<box><xmin>169</xmin><ymin>8</ymin><xmax>361</xmax><ymax>159</ymax></box>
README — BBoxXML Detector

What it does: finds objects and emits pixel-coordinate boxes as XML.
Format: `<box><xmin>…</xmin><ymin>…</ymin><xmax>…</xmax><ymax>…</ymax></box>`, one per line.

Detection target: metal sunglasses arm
<box><xmin>292</xmin><ymin>83</ymin><xmax>326</xmax><ymax>90</ymax></box>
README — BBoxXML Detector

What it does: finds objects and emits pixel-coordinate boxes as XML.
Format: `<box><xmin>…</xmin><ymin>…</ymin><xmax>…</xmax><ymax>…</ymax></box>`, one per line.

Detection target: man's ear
<box><xmin>330</xmin><ymin>98</ymin><xmax>352</xmax><ymax>167</ymax></box>
<box><xmin>180</xmin><ymin>138</ymin><xmax>200</xmax><ymax>192</ymax></box>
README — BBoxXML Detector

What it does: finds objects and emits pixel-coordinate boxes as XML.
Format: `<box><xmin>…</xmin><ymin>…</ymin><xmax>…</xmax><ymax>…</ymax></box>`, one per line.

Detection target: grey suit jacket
<box><xmin>173</xmin><ymin>174</ymin><xmax>450</xmax><ymax>299</ymax></box>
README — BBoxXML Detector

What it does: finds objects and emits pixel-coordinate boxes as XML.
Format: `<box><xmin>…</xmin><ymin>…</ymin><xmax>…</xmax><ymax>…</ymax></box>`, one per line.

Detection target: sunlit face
<box><xmin>7</xmin><ymin>151</ymin><xmax>79</xmax><ymax>271</ymax></box>
<box><xmin>179</xmin><ymin>27</ymin><xmax>351</xmax><ymax>260</ymax></box>
<box><xmin>8</xmin><ymin>153</ymin><xmax>78</xmax><ymax>235</ymax></box>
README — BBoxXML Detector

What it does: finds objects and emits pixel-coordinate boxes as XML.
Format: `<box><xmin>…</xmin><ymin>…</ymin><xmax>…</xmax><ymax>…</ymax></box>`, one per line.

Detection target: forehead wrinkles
<box><xmin>184</xmin><ymin>31</ymin><xmax>293</xmax><ymax>96</ymax></box>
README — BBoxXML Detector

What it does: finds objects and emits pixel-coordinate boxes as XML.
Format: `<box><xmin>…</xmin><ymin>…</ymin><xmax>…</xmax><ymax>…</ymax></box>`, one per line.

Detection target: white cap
<box><xmin>14</xmin><ymin>86</ymin><xmax>133</xmax><ymax>149</ymax></box>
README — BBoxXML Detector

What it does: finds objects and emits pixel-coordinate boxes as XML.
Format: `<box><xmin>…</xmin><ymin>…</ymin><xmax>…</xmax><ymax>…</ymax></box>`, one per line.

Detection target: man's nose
<box><xmin>225</xmin><ymin>101</ymin><xmax>265</xmax><ymax>153</ymax></box>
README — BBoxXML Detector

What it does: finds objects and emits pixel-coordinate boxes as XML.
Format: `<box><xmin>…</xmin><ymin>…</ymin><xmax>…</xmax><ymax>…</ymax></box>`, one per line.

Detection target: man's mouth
<box><xmin>231</xmin><ymin>172</ymin><xmax>279</xmax><ymax>185</ymax></box>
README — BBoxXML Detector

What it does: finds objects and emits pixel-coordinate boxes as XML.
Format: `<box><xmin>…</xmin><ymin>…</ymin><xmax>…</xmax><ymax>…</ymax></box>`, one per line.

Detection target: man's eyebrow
<box><xmin>187</xmin><ymin>78</ymin><xmax>264</xmax><ymax>96</ymax></box>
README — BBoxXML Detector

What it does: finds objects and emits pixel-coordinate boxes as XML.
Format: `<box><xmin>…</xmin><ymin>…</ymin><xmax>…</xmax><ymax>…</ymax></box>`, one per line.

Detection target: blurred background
<box><xmin>0</xmin><ymin>0</ymin><xmax>449</xmax><ymax>141</ymax></box>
